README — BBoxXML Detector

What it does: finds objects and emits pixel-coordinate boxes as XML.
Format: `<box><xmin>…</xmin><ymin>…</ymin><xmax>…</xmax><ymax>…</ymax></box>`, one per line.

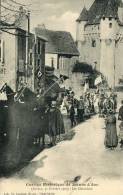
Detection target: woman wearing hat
<box><xmin>104</xmin><ymin>109</ymin><xmax>118</xmax><ymax>150</ymax></box>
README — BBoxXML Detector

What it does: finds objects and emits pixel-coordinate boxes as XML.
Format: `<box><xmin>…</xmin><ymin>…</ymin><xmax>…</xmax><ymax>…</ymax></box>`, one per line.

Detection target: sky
<box><xmin>22</xmin><ymin>0</ymin><xmax>94</xmax><ymax>39</ymax></box>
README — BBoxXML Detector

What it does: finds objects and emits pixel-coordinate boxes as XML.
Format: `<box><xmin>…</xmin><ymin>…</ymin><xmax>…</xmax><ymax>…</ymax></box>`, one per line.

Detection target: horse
<box><xmin>0</xmin><ymin>84</ymin><xmax>46</xmax><ymax>170</ymax></box>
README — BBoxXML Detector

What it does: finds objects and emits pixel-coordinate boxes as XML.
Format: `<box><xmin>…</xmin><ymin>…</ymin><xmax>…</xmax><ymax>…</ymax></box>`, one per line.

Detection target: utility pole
<box><xmin>0</xmin><ymin>0</ymin><xmax>1</xmax><ymax>61</ymax></box>
<box><xmin>0</xmin><ymin>0</ymin><xmax>1</xmax><ymax>22</ymax></box>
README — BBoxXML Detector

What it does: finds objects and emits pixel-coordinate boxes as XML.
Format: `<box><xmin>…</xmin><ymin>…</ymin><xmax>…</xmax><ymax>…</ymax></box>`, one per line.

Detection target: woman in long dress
<box><xmin>104</xmin><ymin>110</ymin><xmax>118</xmax><ymax>150</ymax></box>
<box><xmin>119</xmin><ymin>122</ymin><xmax>123</xmax><ymax>148</ymax></box>
<box><xmin>118</xmin><ymin>100</ymin><xmax>123</xmax><ymax>148</ymax></box>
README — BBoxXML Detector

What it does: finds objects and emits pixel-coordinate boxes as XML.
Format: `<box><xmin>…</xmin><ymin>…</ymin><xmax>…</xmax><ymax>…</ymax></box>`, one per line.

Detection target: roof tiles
<box><xmin>35</xmin><ymin>28</ymin><xmax>79</xmax><ymax>56</ymax></box>
<box><xmin>76</xmin><ymin>7</ymin><xmax>88</xmax><ymax>22</ymax></box>
<box><xmin>78</xmin><ymin>0</ymin><xmax>123</xmax><ymax>25</ymax></box>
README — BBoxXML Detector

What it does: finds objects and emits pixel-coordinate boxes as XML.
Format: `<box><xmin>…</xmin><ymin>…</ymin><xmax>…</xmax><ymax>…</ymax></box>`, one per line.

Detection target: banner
<box><xmin>95</xmin><ymin>75</ymin><xmax>102</xmax><ymax>86</ymax></box>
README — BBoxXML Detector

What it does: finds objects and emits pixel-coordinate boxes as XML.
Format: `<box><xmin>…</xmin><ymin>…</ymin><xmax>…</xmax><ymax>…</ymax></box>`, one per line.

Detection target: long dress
<box><xmin>119</xmin><ymin>121</ymin><xmax>123</xmax><ymax>140</ymax></box>
<box><xmin>118</xmin><ymin>105</ymin><xmax>123</xmax><ymax>121</ymax></box>
<box><xmin>104</xmin><ymin>114</ymin><xmax>118</xmax><ymax>148</ymax></box>
<box><xmin>47</xmin><ymin>107</ymin><xmax>65</xmax><ymax>145</ymax></box>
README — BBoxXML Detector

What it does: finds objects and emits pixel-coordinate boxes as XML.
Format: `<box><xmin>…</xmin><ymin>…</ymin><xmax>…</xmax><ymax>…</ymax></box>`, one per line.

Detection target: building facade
<box><xmin>76</xmin><ymin>0</ymin><xmax>123</xmax><ymax>88</ymax></box>
<box><xmin>35</xmin><ymin>28</ymin><xmax>79</xmax><ymax>88</ymax></box>
<box><xmin>0</xmin><ymin>26</ymin><xmax>46</xmax><ymax>92</ymax></box>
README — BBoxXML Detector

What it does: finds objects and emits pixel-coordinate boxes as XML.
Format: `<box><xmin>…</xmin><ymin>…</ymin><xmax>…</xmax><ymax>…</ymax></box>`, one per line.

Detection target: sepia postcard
<box><xmin>0</xmin><ymin>0</ymin><xmax>123</xmax><ymax>195</ymax></box>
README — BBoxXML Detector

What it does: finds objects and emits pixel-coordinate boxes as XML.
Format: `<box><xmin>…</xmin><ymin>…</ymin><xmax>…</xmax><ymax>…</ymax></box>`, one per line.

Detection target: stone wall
<box><xmin>77</xmin><ymin>24</ymin><xmax>101</xmax><ymax>71</ymax></box>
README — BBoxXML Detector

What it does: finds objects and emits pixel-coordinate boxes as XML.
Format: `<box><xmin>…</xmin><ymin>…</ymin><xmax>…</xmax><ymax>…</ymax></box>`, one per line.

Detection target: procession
<box><xmin>60</xmin><ymin>86</ymin><xmax>123</xmax><ymax>150</ymax></box>
<box><xmin>0</xmin><ymin>79</ymin><xmax>122</xmax><ymax>152</ymax></box>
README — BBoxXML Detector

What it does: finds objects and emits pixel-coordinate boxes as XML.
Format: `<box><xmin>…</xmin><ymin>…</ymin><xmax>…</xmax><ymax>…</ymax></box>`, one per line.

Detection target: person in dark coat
<box><xmin>104</xmin><ymin>110</ymin><xmax>118</xmax><ymax>150</ymax></box>
<box><xmin>77</xmin><ymin>96</ymin><xmax>84</xmax><ymax>122</ymax></box>
<box><xmin>118</xmin><ymin>100</ymin><xmax>123</xmax><ymax>121</ymax></box>
<box><xmin>47</xmin><ymin>101</ymin><xmax>65</xmax><ymax>146</ymax></box>
<box><xmin>69</xmin><ymin>103</ymin><xmax>76</xmax><ymax>127</ymax></box>
<box><xmin>118</xmin><ymin>100</ymin><xmax>123</xmax><ymax>148</ymax></box>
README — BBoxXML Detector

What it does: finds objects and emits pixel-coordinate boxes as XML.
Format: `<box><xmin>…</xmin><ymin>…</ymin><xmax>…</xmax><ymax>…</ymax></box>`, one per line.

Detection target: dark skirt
<box><xmin>104</xmin><ymin>122</ymin><xmax>118</xmax><ymax>148</ymax></box>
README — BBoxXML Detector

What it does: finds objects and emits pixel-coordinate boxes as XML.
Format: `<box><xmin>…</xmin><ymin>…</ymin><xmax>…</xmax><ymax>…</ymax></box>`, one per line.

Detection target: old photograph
<box><xmin>0</xmin><ymin>0</ymin><xmax>123</xmax><ymax>194</ymax></box>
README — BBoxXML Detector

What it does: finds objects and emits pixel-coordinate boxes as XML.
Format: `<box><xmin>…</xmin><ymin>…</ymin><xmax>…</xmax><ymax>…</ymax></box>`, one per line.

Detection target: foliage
<box><xmin>72</xmin><ymin>61</ymin><xmax>99</xmax><ymax>75</ymax></box>
<box><xmin>72</xmin><ymin>61</ymin><xmax>101</xmax><ymax>88</ymax></box>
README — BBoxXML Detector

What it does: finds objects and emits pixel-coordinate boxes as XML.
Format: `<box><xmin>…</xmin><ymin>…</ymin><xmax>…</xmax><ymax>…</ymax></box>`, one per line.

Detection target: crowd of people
<box><xmin>59</xmin><ymin>87</ymin><xmax>123</xmax><ymax>150</ymax></box>
<box><xmin>1</xmin><ymin>82</ymin><xmax>123</xmax><ymax>151</ymax></box>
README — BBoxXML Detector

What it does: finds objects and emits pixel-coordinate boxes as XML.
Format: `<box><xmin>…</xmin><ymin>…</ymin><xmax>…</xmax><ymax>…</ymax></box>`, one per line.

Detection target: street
<box><xmin>1</xmin><ymin>115</ymin><xmax>123</xmax><ymax>195</ymax></box>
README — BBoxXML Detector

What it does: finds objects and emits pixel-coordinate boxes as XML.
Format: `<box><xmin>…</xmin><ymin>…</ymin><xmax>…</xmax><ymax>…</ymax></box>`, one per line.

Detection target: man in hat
<box><xmin>77</xmin><ymin>96</ymin><xmax>84</xmax><ymax>122</ymax></box>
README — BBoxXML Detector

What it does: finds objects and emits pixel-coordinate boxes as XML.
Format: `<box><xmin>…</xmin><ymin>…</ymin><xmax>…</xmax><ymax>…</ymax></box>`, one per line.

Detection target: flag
<box><xmin>84</xmin><ymin>82</ymin><xmax>89</xmax><ymax>93</ymax></box>
<box><xmin>95</xmin><ymin>75</ymin><xmax>102</xmax><ymax>86</ymax></box>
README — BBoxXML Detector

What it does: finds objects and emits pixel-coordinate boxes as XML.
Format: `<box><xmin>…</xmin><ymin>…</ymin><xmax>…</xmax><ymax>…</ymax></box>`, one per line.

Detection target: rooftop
<box><xmin>35</xmin><ymin>28</ymin><xmax>79</xmax><ymax>56</ymax></box>
<box><xmin>77</xmin><ymin>0</ymin><xmax>123</xmax><ymax>25</ymax></box>
<box><xmin>76</xmin><ymin>7</ymin><xmax>88</xmax><ymax>22</ymax></box>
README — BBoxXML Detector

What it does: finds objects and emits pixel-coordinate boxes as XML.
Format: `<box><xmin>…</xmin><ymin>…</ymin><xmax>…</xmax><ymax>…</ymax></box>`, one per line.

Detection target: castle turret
<box><xmin>100</xmin><ymin>0</ymin><xmax>119</xmax><ymax>88</ymax></box>
<box><xmin>76</xmin><ymin>7</ymin><xmax>88</xmax><ymax>43</ymax></box>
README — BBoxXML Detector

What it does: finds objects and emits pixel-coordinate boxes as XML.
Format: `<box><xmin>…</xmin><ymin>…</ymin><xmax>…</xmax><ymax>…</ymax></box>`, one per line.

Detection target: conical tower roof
<box><xmin>85</xmin><ymin>0</ymin><xmax>120</xmax><ymax>24</ymax></box>
<box><xmin>104</xmin><ymin>0</ymin><xmax>118</xmax><ymax>18</ymax></box>
<box><xmin>86</xmin><ymin>0</ymin><xmax>108</xmax><ymax>24</ymax></box>
<box><xmin>76</xmin><ymin>7</ymin><xmax>88</xmax><ymax>22</ymax></box>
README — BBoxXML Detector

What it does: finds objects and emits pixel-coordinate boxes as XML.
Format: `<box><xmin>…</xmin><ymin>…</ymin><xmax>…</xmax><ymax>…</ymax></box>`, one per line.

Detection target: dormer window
<box><xmin>109</xmin><ymin>23</ymin><xmax>112</xmax><ymax>28</ymax></box>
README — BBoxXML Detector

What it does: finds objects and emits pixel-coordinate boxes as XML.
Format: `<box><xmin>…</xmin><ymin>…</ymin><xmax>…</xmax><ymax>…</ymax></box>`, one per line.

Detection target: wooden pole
<box><xmin>25</xmin><ymin>11</ymin><xmax>30</xmax><ymax>84</ymax></box>
<box><xmin>0</xmin><ymin>0</ymin><xmax>1</xmax><ymax>22</ymax></box>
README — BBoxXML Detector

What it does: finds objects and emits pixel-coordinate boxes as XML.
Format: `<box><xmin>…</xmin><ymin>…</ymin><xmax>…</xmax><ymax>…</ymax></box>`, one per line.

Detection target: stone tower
<box><xmin>76</xmin><ymin>7</ymin><xmax>88</xmax><ymax>61</ymax></box>
<box><xmin>76</xmin><ymin>0</ymin><xmax>123</xmax><ymax>88</ymax></box>
<box><xmin>100</xmin><ymin>0</ymin><xmax>119</xmax><ymax>88</ymax></box>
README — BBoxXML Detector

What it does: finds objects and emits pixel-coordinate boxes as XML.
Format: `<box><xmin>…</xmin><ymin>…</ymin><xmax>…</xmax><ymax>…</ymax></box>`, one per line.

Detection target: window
<box><xmin>38</xmin><ymin>59</ymin><xmax>40</xmax><ymax>67</ymax></box>
<box><xmin>29</xmin><ymin>52</ymin><xmax>33</xmax><ymax>66</ymax></box>
<box><xmin>37</xmin><ymin>41</ymin><xmax>41</xmax><ymax>54</ymax></box>
<box><xmin>57</xmin><ymin>58</ymin><xmax>59</xmax><ymax>69</ymax></box>
<box><xmin>51</xmin><ymin>57</ymin><xmax>54</xmax><ymax>68</ymax></box>
<box><xmin>92</xmin><ymin>39</ymin><xmax>96</xmax><ymax>47</ymax></box>
<box><xmin>109</xmin><ymin>17</ymin><xmax>112</xmax><ymax>21</ymax></box>
<box><xmin>109</xmin><ymin>23</ymin><xmax>112</xmax><ymax>28</ymax></box>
